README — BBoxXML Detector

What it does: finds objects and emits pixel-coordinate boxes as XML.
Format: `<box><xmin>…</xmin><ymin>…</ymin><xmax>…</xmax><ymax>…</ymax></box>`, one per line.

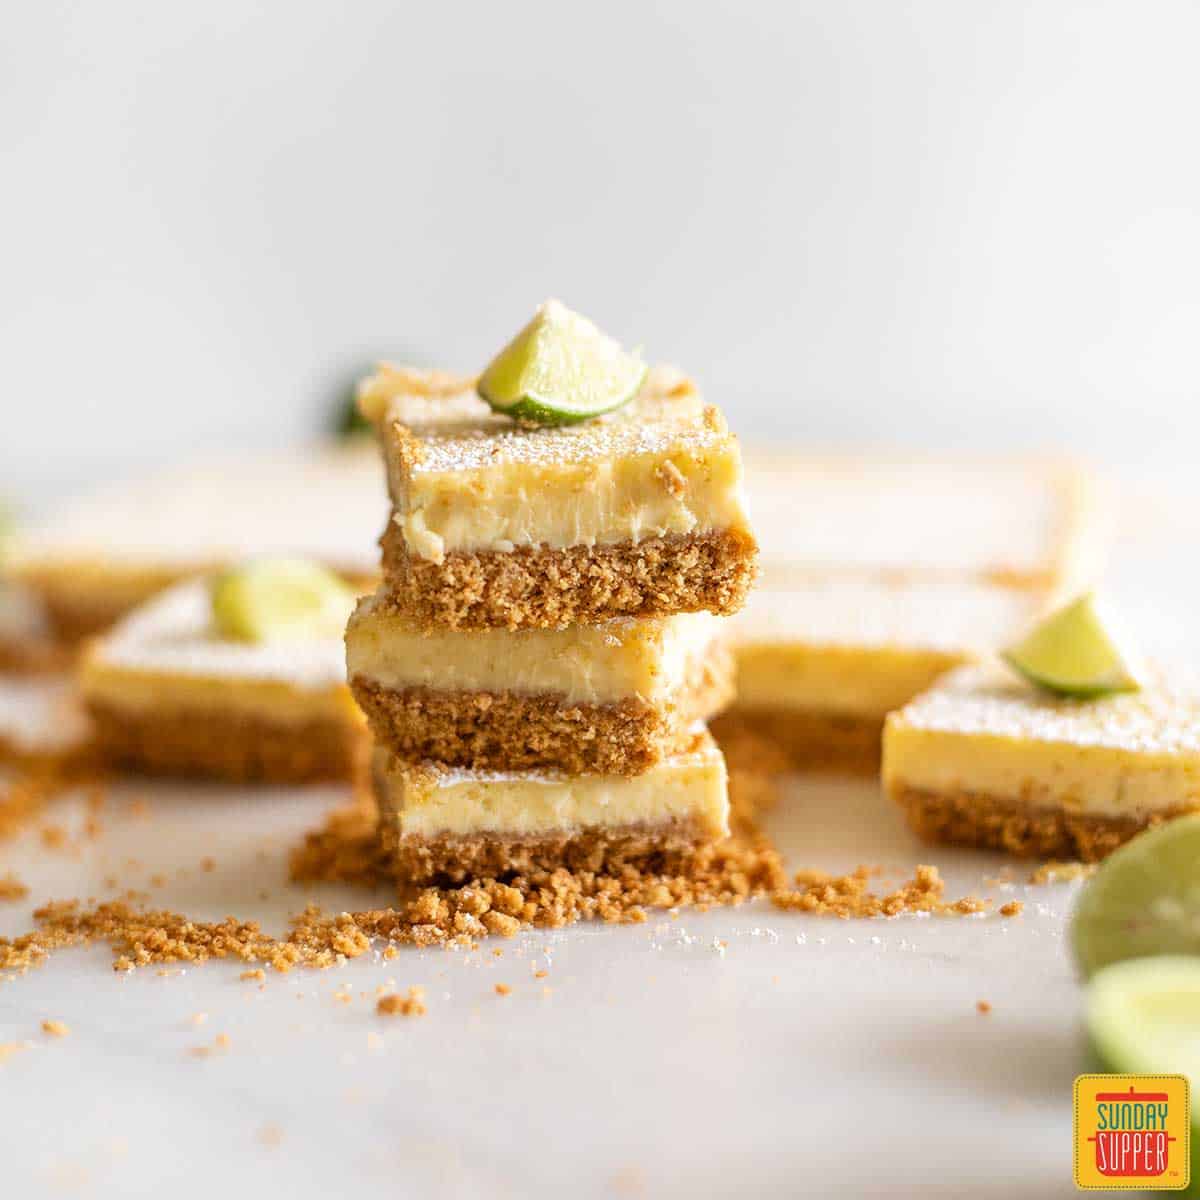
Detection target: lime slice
<box><xmin>211</xmin><ymin>559</ymin><xmax>356</xmax><ymax>643</ymax></box>
<box><xmin>1002</xmin><ymin>592</ymin><xmax>1139</xmax><ymax>698</ymax></box>
<box><xmin>1071</xmin><ymin>815</ymin><xmax>1200</xmax><ymax>978</ymax></box>
<box><xmin>1086</xmin><ymin>956</ymin><xmax>1200</xmax><ymax>1119</ymax></box>
<box><xmin>478</xmin><ymin>299</ymin><xmax>646</xmax><ymax>426</ymax></box>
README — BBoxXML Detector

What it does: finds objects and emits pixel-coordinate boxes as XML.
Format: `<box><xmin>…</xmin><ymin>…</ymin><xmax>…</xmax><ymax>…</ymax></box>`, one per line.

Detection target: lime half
<box><xmin>1071</xmin><ymin>815</ymin><xmax>1200</xmax><ymax>978</ymax></box>
<box><xmin>1086</xmin><ymin>956</ymin><xmax>1200</xmax><ymax>1122</ymax></box>
<box><xmin>478</xmin><ymin>299</ymin><xmax>646</xmax><ymax>426</ymax></box>
<box><xmin>211</xmin><ymin>559</ymin><xmax>356</xmax><ymax>643</ymax></box>
<box><xmin>1003</xmin><ymin>592</ymin><xmax>1139</xmax><ymax>698</ymax></box>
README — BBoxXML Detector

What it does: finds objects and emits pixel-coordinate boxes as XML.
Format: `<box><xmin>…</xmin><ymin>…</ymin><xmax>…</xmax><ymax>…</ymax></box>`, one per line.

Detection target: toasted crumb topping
<box><xmin>771</xmin><ymin>864</ymin><xmax>990</xmax><ymax>918</ymax></box>
<box><xmin>376</xmin><ymin>987</ymin><xmax>426</xmax><ymax>1017</ymax></box>
<box><xmin>1029</xmin><ymin>860</ymin><xmax>1096</xmax><ymax>884</ymax></box>
<box><xmin>0</xmin><ymin>873</ymin><xmax>28</xmax><ymax>902</ymax></box>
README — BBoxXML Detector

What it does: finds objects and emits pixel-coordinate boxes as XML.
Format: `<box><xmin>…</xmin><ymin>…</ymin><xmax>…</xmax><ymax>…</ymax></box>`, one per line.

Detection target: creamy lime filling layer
<box><xmin>732</xmin><ymin>582</ymin><xmax>1042</xmax><ymax>717</ymax></box>
<box><xmin>80</xmin><ymin>581</ymin><xmax>356</xmax><ymax>726</ymax></box>
<box><xmin>379</xmin><ymin>734</ymin><xmax>729</xmax><ymax>840</ymax></box>
<box><xmin>366</xmin><ymin>365</ymin><xmax>751</xmax><ymax>564</ymax></box>
<box><xmin>347</xmin><ymin>594</ymin><xmax>725</xmax><ymax>706</ymax></box>
<box><xmin>883</xmin><ymin>665</ymin><xmax>1200</xmax><ymax>819</ymax></box>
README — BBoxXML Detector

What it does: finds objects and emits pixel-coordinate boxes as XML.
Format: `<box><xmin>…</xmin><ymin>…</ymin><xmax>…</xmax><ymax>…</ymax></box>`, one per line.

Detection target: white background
<box><xmin>4</xmin><ymin>1</ymin><xmax>1199</xmax><ymax>505</ymax></box>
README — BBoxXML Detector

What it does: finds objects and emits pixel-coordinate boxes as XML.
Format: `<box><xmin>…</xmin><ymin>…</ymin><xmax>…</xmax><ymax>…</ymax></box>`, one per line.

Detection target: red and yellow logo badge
<box><xmin>1074</xmin><ymin>1075</ymin><xmax>1190</xmax><ymax>1190</ymax></box>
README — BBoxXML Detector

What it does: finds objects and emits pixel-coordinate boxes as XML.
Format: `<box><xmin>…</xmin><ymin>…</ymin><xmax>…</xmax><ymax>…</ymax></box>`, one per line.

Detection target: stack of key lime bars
<box><xmin>347</xmin><ymin>302</ymin><xmax>759</xmax><ymax>883</ymax></box>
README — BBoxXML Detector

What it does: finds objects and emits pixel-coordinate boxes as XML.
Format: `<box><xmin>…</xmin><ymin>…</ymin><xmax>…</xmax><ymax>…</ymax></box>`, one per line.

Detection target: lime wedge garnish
<box><xmin>1086</xmin><ymin>956</ymin><xmax>1200</xmax><ymax>1105</ymax></box>
<box><xmin>478</xmin><ymin>299</ymin><xmax>647</xmax><ymax>426</ymax></box>
<box><xmin>1002</xmin><ymin>592</ymin><xmax>1139</xmax><ymax>698</ymax></box>
<box><xmin>211</xmin><ymin>559</ymin><xmax>356</xmax><ymax>643</ymax></box>
<box><xmin>1071</xmin><ymin>815</ymin><xmax>1200</xmax><ymax>978</ymax></box>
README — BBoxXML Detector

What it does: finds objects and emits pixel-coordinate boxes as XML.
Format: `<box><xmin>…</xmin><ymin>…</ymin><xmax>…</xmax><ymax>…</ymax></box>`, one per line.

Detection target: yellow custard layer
<box><xmin>359</xmin><ymin>365</ymin><xmax>751</xmax><ymax>564</ymax></box>
<box><xmin>347</xmin><ymin>593</ymin><xmax>726</xmax><ymax>706</ymax></box>
<box><xmin>883</xmin><ymin>664</ymin><xmax>1200</xmax><ymax>819</ymax></box>
<box><xmin>80</xmin><ymin>581</ymin><xmax>360</xmax><ymax>728</ymax></box>
<box><xmin>732</xmin><ymin>581</ymin><xmax>1044</xmax><ymax>718</ymax></box>
<box><xmin>378</xmin><ymin>732</ymin><xmax>729</xmax><ymax>839</ymax></box>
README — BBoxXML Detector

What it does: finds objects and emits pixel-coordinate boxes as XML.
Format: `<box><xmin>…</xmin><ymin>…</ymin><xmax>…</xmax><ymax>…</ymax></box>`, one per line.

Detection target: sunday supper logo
<box><xmin>1074</xmin><ymin>1075</ymin><xmax>1190</xmax><ymax>1190</ymax></box>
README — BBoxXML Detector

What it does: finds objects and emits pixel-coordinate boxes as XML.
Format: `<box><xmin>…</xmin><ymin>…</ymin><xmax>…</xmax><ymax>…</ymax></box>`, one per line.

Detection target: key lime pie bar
<box><xmin>715</xmin><ymin>578</ymin><xmax>1044</xmax><ymax>773</ymax></box>
<box><xmin>883</xmin><ymin>655</ymin><xmax>1200</xmax><ymax>861</ymax></box>
<box><xmin>80</xmin><ymin>567</ymin><xmax>366</xmax><ymax>782</ymax></box>
<box><xmin>746</xmin><ymin>452</ymin><xmax>1097</xmax><ymax>593</ymax></box>
<box><xmin>357</xmin><ymin>360</ymin><xmax>756</xmax><ymax>630</ymax></box>
<box><xmin>347</xmin><ymin>595</ymin><xmax>732</xmax><ymax>775</ymax></box>
<box><xmin>374</xmin><ymin>727</ymin><xmax>729</xmax><ymax>884</ymax></box>
<box><xmin>13</xmin><ymin>444</ymin><xmax>384</xmax><ymax>639</ymax></box>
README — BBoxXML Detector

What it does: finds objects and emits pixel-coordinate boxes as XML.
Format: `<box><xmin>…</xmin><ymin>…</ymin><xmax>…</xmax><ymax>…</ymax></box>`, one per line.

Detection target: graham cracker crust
<box><xmin>350</xmin><ymin>641</ymin><xmax>734</xmax><ymax>776</ymax></box>
<box><xmin>890</xmin><ymin>783</ymin><xmax>1189</xmax><ymax>862</ymax></box>
<box><xmin>87</xmin><ymin>701</ymin><xmax>368</xmax><ymax>784</ymax></box>
<box><xmin>378</xmin><ymin>524</ymin><xmax>758</xmax><ymax>630</ymax></box>
<box><xmin>712</xmin><ymin>707</ymin><xmax>883</xmax><ymax>776</ymax></box>
<box><xmin>380</xmin><ymin>815</ymin><xmax>719</xmax><ymax>886</ymax></box>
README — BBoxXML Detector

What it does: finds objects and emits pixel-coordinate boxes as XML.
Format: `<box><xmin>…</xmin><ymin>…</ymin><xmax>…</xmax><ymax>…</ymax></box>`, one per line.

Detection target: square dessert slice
<box><xmin>883</xmin><ymin>663</ymin><xmax>1200</xmax><ymax>861</ymax></box>
<box><xmin>713</xmin><ymin>578</ymin><xmax>1045</xmax><ymax>773</ymax></box>
<box><xmin>12</xmin><ymin>444</ymin><xmax>384</xmax><ymax>640</ymax></box>
<box><xmin>744</xmin><ymin>451</ymin><xmax>1098</xmax><ymax>593</ymax></box>
<box><xmin>347</xmin><ymin>592</ymin><xmax>733</xmax><ymax>775</ymax></box>
<box><xmin>357</xmin><ymin>365</ymin><xmax>757</xmax><ymax>629</ymax></box>
<box><xmin>79</xmin><ymin>580</ymin><xmax>367</xmax><ymax>783</ymax></box>
<box><xmin>374</xmin><ymin>727</ymin><xmax>730</xmax><ymax>884</ymax></box>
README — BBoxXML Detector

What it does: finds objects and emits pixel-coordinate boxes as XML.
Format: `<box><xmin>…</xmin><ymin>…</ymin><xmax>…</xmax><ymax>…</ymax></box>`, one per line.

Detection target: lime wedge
<box><xmin>1071</xmin><ymin>815</ymin><xmax>1200</xmax><ymax>978</ymax></box>
<box><xmin>478</xmin><ymin>299</ymin><xmax>646</xmax><ymax>426</ymax></box>
<box><xmin>1086</xmin><ymin>956</ymin><xmax>1200</xmax><ymax>1121</ymax></box>
<box><xmin>1003</xmin><ymin>592</ymin><xmax>1139</xmax><ymax>698</ymax></box>
<box><xmin>211</xmin><ymin>559</ymin><xmax>356</xmax><ymax>643</ymax></box>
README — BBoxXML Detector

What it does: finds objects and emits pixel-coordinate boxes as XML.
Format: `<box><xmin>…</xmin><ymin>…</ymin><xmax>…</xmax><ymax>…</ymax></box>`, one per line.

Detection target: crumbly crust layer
<box><xmin>889</xmin><ymin>783</ymin><xmax>1191</xmax><ymax>862</ymax></box>
<box><xmin>87</xmin><ymin>701</ymin><xmax>368</xmax><ymax>784</ymax></box>
<box><xmin>380</xmin><ymin>815</ymin><xmax>719</xmax><ymax>886</ymax></box>
<box><xmin>711</xmin><ymin>707</ymin><xmax>883</xmax><ymax>776</ymax></box>
<box><xmin>377</xmin><ymin>524</ymin><xmax>757</xmax><ymax>630</ymax></box>
<box><xmin>351</xmin><ymin>639</ymin><xmax>733</xmax><ymax>775</ymax></box>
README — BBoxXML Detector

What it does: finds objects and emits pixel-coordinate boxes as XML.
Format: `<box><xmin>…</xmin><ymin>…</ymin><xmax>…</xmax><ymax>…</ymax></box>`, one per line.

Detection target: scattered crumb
<box><xmin>999</xmin><ymin>901</ymin><xmax>1024</xmax><ymax>917</ymax></box>
<box><xmin>977</xmin><ymin>1000</ymin><xmax>992</xmax><ymax>1015</ymax></box>
<box><xmin>257</xmin><ymin>1124</ymin><xmax>284</xmax><ymax>1148</ymax></box>
<box><xmin>41</xmin><ymin>1019</ymin><xmax>69</xmax><ymax>1037</ymax></box>
<box><xmin>494</xmin><ymin>983</ymin><xmax>511</xmax><ymax>996</ymax></box>
<box><xmin>215</xmin><ymin>1033</ymin><xmax>230</xmax><ymax>1049</ymax></box>
<box><xmin>0</xmin><ymin>872</ymin><xmax>28</xmax><ymax>902</ymax></box>
<box><xmin>376</xmin><ymin>987</ymin><xmax>426</xmax><ymax>1017</ymax></box>
<box><xmin>240</xmin><ymin>969</ymin><xmax>266</xmax><ymax>983</ymax></box>
<box><xmin>39</xmin><ymin>824</ymin><xmax>67</xmax><ymax>849</ymax></box>
<box><xmin>0</xmin><ymin>1042</ymin><xmax>24</xmax><ymax>1063</ymax></box>
<box><xmin>200</xmin><ymin>857</ymin><xmax>216</xmax><ymax>873</ymax></box>
<box><xmin>771</xmin><ymin>865</ymin><xmax>987</xmax><ymax>918</ymax></box>
<box><xmin>533</xmin><ymin>969</ymin><xmax>548</xmax><ymax>979</ymax></box>
<box><xmin>190</xmin><ymin>1013</ymin><xmax>208</xmax><ymax>1026</ymax></box>
<box><xmin>1029</xmin><ymin>860</ymin><xmax>1097</xmax><ymax>885</ymax></box>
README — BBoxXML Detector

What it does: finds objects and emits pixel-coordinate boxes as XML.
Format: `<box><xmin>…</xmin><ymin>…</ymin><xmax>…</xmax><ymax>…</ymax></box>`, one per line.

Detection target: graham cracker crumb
<box><xmin>257</xmin><ymin>1124</ymin><xmax>284</xmax><ymax>1147</ymax></box>
<box><xmin>771</xmin><ymin>864</ymin><xmax>987</xmax><ymax>918</ymax></box>
<box><xmin>977</xmin><ymin>1000</ymin><xmax>992</xmax><ymax>1015</ymax></box>
<box><xmin>41</xmin><ymin>1019</ymin><xmax>69</xmax><ymax>1037</ymax></box>
<box><xmin>376</xmin><ymin>987</ymin><xmax>426</xmax><ymax>1017</ymax></box>
<box><xmin>191</xmin><ymin>1013</ymin><xmax>208</xmax><ymax>1026</ymax></box>
<box><xmin>240</xmin><ymin>969</ymin><xmax>266</xmax><ymax>982</ymax></box>
<box><xmin>533</xmin><ymin>969</ymin><xmax>548</xmax><ymax>979</ymax></box>
<box><xmin>0</xmin><ymin>1042</ymin><xmax>25</xmax><ymax>1063</ymax></box>
<box><xmin>999</xmin><ymin>901</ymin><xmax>1024</xmax><ymax>917</ymax></box>
<box><xmin>0</xmin><ymin>872</ymin><xmax>28</xmax><ymax>902</ymax></box>
<box><xmin>494</xmin><ymin>983</ymin><xmax>511</xmax><ymax>996</ymax></box>
<box><xmin>1029</xmin><ymin>860</ymin><xmax>1097</xmax><ymax>885</ymax></box>
<box><xmin>654</xmin><ymin>459</ymin><xmax>687</xmax><ymax>498</ymax></box>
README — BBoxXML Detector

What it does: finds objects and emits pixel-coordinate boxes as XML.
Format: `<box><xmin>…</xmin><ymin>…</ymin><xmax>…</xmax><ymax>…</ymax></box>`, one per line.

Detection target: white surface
<box><xmin>4</xmin><ymin>2</ymin><xmax>1200</xmax><ymax>504</ymax></box>
<box><xmin>0</xmin><ymin>775</ymin><xmax>1081</xmax><ymax>1200</ymax></box>
<box><xmin>0</xmin><ymin>463</ymin><xmax>1194</xmax><ymax>1199</ymax></box>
